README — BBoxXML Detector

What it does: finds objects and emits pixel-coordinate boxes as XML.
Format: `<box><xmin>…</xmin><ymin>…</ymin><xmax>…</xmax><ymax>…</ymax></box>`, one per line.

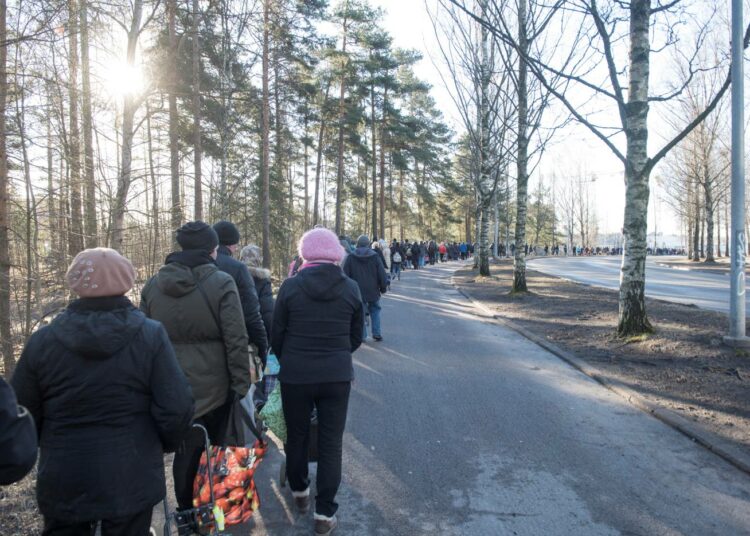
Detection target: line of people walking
<box><xmin>1</xmin><ymin>220</ymin><xmax>471</xmax><ymax>536</ymax></box>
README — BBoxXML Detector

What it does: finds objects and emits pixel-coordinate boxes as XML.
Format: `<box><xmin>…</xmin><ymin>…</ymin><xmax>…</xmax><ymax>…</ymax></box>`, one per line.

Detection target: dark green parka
<box><xmin>141</xmin><ymin>250</ymin><xmax>250</xmax><ymax>418</ymax></box>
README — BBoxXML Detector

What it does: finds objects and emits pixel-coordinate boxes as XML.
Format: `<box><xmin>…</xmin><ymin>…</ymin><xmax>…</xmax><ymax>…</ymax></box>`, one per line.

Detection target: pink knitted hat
<box><xmin>298</xmin><ymin>228</ymin><xmax>345</xmax><ymax>264</ymax></box>
<box><xmin>66</xmin><ymin>248</ymin><xmax>136</xmax><ymax>298</ymax></box>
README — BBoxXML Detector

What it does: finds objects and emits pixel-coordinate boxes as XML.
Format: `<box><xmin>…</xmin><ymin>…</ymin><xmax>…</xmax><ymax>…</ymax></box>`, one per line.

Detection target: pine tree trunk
<box><xmin>110</xmin><ymin>0</ymin><xmax>143</xmax><ymax>251</ymax></box>
<box><xmin>168</xmin><ymin>0</ymin><xmax>181</xmax><ymax>244</ymax></box>
<box><xmin>191</xmin><ymin>0</ymin><xmax>202</xmax><ymax>220</ymax></box>
<box><xmin>0</xmin><ymin>0</ymin><xmax>12</xmax><ymax>376</ymax></box>
<box><xmin>512</xmin><ymin>0</ymin><xmax>529</xmax><ymax>291</ymax></box>
<box><xmin>260</xmin><ymin>0</ymin><xmax>271</xmax><ymax>268</ymax></box>
<box><xmin>617</xmin><ymin>0</ymin><xmax>653</xmax><ymax>336</ymax></box>
<box><xmin>312</xmin><ymin>81</ymin><xmax>331</xmax><ymax>226</ymax></box>
<box><xmin>80</xmin><ymin>0</ymin><xmax>97</xmax><ymax>247</ymax></box>
<box><xmin>46</xmin><ymin>87</ymin><xmax>61</xmax><ymax>276</ymax></box>
<box><xmin>371</xmin><ymin>80</ymin><xmax>377</xmax><ymax>239</ymax></box>
<box><xmin>67</xmin><ymin>0</ymin><xmax>84</xmax><ymax>257</ymax></box>
<box><xmin>303</xmin><ymin>115</ymin><xmax>309</xmax><ymax>228</ymax></box>
<box><xmin>15</xmin><ymin>79</ymin><xmax>36</xmax><ymax>337</ymax></box>
<box><xmin>146</xmin><ymin>102</ymin><xmax>159</xmax><ymax>272</ymax></box>
<box><xmin>379</xmin><ymin>87</ymin><xmax>387</xmax><ymax>239</ymax></box>
<box><xmin>398</xmin><ymin>168</ymin><xmax>404</xmax><ymax>241</ymax></box>
<box><xmin>334</xmin><ymin>14</ymin><xmax>349</xmax><ymax>235</ymax></box>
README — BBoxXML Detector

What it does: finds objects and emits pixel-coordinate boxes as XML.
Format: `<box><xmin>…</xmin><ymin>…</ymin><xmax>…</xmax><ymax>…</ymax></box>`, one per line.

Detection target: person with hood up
<box><xmin>272</xmin><ymin>228</ymin><xmax>364</xmax><ymax>536</ymax></box>
<box><xmin>213</xmin><ymin>221</ymin><xmax>268</xmax><ymax>362</ymax></box>
<box><xmin>140</xmin><ymin>222</ymin><xmax>250</xmax><ymax>531</ymax></box>
<box><xmin>343</xmin><ymin>235</ymin><xmax>388</xmax><ymax>342</ymax></box>
<box><xmin>12</xmin><ymin>248</ymin><xmax>193</xmax><ymax>536</ymax></box>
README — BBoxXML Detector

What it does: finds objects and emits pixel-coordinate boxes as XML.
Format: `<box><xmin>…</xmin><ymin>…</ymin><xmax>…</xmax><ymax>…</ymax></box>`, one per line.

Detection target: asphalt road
<box><xmin>527</xmin><ymin>255</ymin><xmax>747</xmax><ymax>314</ymax></box>
<box><xmin>172</xmin><ymin>262</ymin><xmax>750</xmax><ymax>535</ymax></box>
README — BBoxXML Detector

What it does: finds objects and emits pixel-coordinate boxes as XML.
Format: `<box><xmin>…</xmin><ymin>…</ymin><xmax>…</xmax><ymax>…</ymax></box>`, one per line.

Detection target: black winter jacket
<box><xmin>272</xmin><ymin>264</ymin><xmax>364</xmax><ymax>384</ymax></box>
<box><xmin>216</xmin><ymin>246</ymin><xmax>269</xmax><ymax>357</ymax></box>
<box><xmin>0</xmin><ymin>377</ymin><xmax>37</xmax><ymax>485</ymax></box>
<box><xmin>343</xmin><ymin>247</ymin><xmax>388</xmax><ymax>303</ymax></box>
<box><xmin>248</xmin><ymin>265</ymin><xmax>274</xmax><ymax>345</ymax></box>
<box><xmin>11</xmin><ymin>297</ymin><xmax>194</xmax><ymax>521</ymax></box>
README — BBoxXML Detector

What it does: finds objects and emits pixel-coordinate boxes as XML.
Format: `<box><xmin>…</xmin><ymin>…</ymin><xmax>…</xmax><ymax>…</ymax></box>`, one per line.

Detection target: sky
<box><xmin>369</xmin><ymin>0</ymin><xmax>685</xmax><ymax>244</ymax></box>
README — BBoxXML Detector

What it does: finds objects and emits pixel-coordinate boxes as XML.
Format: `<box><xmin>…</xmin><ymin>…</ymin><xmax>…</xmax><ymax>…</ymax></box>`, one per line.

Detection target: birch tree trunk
<box><xmin>692</xmin><ymin>186</ymin><xmax>700</xmax><ymax>260</ymax></box>
<box><xmin>110</xmin><ymin>0</ymin><xmax>143</xmax><ymax>250</ymax></box>
<box><xmin>67</xmin><ymin>0</ymin><xmax>84</xmax><ymax>256</ymax></box>
<box><xmin>703</xmin><ymin>171</ymin><xmax>715</xmax><ymax>262</ymax></box>
<box><xmin>512</xmin><ymin>0</ymin><xmax>529</xmax><ymax>291</ymax></box>
<box><xmin>261</xmin><ymin>0</ymin><xmax>271</xmax><ymax>267</ymax></box>
<box><xmin>80</xmin><ymin>0</ymin><xmax>97</xmax><ymax>247</ymax></box>
<box><xmin>617</xmin><ymin>0</ymin><xmax>652</xmax><ymax>335</ymax></box>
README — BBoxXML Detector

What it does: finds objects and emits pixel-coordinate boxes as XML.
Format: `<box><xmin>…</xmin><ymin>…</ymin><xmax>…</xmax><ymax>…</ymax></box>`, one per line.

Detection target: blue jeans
<box><xmin>391</xmin><ymin>263</ymin><xmax>401</xmax><ymax>280</ymax></box>
<box><xmin>363</xmin><ymin>300</ymin><xmax>382</xmax><ymax>339</ymax></box>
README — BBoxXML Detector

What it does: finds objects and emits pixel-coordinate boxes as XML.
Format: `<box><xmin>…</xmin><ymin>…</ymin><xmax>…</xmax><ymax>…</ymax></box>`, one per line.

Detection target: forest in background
<box><xmin>0</xmin><ymin>0</ymin><xmax>745</xmax><ymax>375</ymax></box>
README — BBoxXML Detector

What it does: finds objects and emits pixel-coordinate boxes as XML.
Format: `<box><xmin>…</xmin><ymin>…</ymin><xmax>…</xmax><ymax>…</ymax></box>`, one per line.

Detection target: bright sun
<box><xmin>104</xmin><ymin>62</ymin><xmax>146</xmax><ymax>99</ymax></box>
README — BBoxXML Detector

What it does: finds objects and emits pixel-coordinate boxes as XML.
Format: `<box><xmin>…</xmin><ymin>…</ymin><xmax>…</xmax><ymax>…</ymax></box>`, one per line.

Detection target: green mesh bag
<box><xmin>259</xmin><ymin>383</ymin><xmax>286</xmax><ymax>443</ymax></box>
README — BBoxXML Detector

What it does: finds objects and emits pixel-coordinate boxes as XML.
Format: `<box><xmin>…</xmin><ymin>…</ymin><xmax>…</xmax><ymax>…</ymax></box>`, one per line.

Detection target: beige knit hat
<box><xmin>66</xmin><ymin>248</ymin><xmax>136</xmax><ymax>298</ymax></box>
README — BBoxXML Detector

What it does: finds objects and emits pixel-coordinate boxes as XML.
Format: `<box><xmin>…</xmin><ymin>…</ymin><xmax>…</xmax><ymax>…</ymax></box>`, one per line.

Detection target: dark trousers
<box><xmin>42</xmin><ymin>508</ymin><xmax>153</xmax><ymax>536</ymax></box>
<box><xmin>281</xmin><ymin>381</ymin><xmax>351</xmax><ymax>518</ymax></box>
<box><xmin>173</xmin><ymin>401</ymin><xmax>231</xmax><ymax>510</ymax></box>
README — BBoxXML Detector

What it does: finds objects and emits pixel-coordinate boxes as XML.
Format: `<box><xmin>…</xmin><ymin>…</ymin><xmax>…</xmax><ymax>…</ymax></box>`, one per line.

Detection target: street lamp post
<box><xmin>725</xmin><ymin>0</ymin><xmax>750</xmax><ymax>347</ymax></box>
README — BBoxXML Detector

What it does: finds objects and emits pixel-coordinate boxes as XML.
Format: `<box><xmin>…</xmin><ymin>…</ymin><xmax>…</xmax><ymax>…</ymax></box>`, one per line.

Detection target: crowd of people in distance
<box><xmin>491</xmin><ymin>243</ymin><xmax>687</xmax><ymax>258</ymax></box>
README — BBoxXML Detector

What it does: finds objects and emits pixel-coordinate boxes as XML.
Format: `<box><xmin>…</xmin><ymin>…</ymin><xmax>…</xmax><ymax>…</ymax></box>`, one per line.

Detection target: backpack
<box><xmin>406</xmin><ymin>247</ymin><xmax>412</xmax><ymax>257</ymax></box>
<box><xmin>393</xmin><ymin>252</ymin><xmax>402</xmax><ymax>263</ymax></box>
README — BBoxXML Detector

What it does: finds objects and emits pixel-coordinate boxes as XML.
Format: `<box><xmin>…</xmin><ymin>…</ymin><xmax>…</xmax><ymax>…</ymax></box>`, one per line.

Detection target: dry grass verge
<box><xmin>454</xmin><ymin>258</ymin><xmax>750</xmax><ymax>452</ymax></box>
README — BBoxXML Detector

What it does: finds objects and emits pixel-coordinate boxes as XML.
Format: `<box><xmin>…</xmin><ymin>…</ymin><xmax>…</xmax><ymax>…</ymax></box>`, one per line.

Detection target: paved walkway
<box><xmin>160</xmin><ymin>262</ymin><xmax>750</xmax><ymax>535</ymax></box>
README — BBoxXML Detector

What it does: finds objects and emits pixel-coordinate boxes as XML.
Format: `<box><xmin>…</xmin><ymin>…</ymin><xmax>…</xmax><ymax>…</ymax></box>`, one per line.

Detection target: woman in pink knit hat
<box><xmin>11</xmin><ymin>248</ymin><xmax>193</xmax><ymax>536</ymax></box>
<box><xmin>272</xmin><ymin>228</ymin><xmax>364</xmax><ymax>535</ymax></box>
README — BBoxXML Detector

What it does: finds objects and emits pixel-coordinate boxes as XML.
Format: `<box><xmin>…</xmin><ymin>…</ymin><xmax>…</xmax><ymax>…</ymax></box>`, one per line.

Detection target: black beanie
<box><xmin>176</xmin><ymin>221</ymin><xmax>219</xmax><ymax>252</ymax></box>
<box><xmin>213</xmin><ymin>220</ymin><xmax>241</xmax><ymax>246</ymax></box>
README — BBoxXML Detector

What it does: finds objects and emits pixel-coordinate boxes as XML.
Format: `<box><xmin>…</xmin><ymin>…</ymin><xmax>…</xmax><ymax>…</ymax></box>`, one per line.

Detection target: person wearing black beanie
<box><xmin>141</xmin><ymin>222</ymin><xmax>252</xmax><ymax>521</ymax></box>
<box><xmin>213</xmin><ymin>220</ymin><xmax>241</xmax><ymax>247</ymax></box>
<box><xmin>212</xmin><ymin>221</ymin><xmax>269</xmax><ymax>364</ymax></box>
<box><xmin>175</xmin><ymin>221</ymin><xmax>219</xmax><ymax>252</ymax></box>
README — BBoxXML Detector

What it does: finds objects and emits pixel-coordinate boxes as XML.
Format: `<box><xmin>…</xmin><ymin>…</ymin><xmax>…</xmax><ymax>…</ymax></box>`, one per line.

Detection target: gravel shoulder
<box><xmin>453</xmin><ymin>258</ymin><xmax>750</xmax><ymax>458</ymax></box>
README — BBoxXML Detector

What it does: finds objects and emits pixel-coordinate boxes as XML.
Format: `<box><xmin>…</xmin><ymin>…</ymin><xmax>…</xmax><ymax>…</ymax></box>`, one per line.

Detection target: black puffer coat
<box><xmin>11</xmin><ymin>296</ymin><xmax>194</xmax><ymax>521</ymax></box>
<box><xmin>343</xmin><ymin>247</ymin><xmax>388</xmax><ymax>302</ymax></box>
<box><xmin>216</xmin><ymin>246</ymin><xmax>269</xmax><ymax>357</ymax></box>
<box><xmin>272</xmin><ymin>264</ymin><xmax>364</xmax><ymax>384</ymax></box>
